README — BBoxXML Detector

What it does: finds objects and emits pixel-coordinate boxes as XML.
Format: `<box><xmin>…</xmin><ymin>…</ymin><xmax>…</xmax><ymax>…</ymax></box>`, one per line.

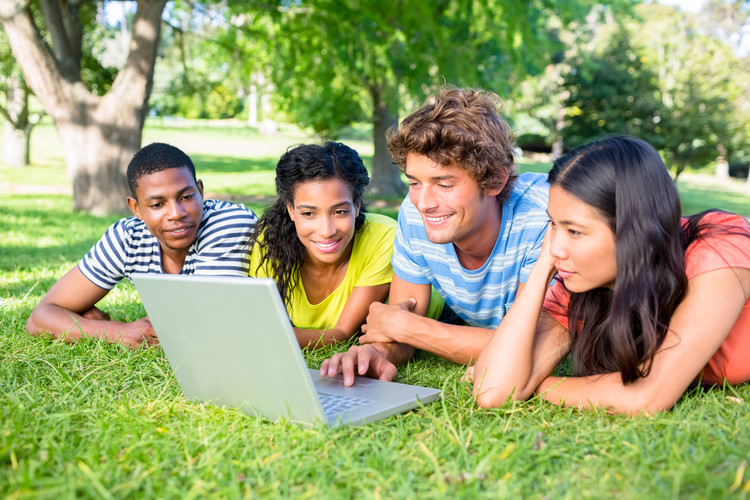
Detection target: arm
<box><xmin>294</xmin><ymin>283</ymin><xmax>390</xmax><ymax>349</ymax></box>
<box><xmin>536</xmin><ymin>267</ymin><xmax>750</xmax><ymax>415</ymax></box>
<box><xmin>26</xmin><ymin>266</ymin><xmax>156</xmax><ymax>348</ymax></box>
<box><xmin>470</xmin><ymin>245</ymin><xmax>570</xmax><ymax>406</ymax></box>
<box><xmin>359</xmin><ymin>274</ymin><xmax>497</xmax><ymax>365</ymax></box>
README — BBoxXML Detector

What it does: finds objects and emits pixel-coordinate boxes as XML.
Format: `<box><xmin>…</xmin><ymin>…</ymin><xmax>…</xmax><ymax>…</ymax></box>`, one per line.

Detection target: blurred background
<box><xmin>1</xmin><ymin>0</ymin><xmax>748</xmax><ymax>214</ymax></box>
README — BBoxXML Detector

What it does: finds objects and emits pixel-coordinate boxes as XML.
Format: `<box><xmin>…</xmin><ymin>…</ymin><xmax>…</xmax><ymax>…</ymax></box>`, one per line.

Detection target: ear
<box><xmin>355</xmin><ymin>199</ymin><xmax>361</xmax><ymax>217</ymax></box>
<box><xmin>485</xmin><ymin>172</ymin><xmax>509</xmax><ymax>198</ymax></box>
<box><xmin>127</xmin><ymin>196</ymin><xmax>142</xmax><ymax>220</ymax></box>
<box><xmin>196</xmin><ymin>179</ymin><xmax>204</xmax><ymax>198</ymax></box>
<box><xmin>286</xmin><ymin>201</ymin><xmax>295</xmax><ymax>221</ymax></box>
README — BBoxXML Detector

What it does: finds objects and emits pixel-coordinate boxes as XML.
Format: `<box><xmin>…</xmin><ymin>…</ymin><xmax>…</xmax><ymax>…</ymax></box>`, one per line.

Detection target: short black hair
<box><xmin>127</xmin><ymin>143</ymin><xmax>196</xmax><ymax>197</ymax></box>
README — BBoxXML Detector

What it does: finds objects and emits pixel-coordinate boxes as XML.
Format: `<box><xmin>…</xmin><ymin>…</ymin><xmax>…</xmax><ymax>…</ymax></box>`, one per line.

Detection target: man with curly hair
<box><xmin>322</xmin><ymin>87</ymin><xmax>549</xmax><ymax>385</ymax></box>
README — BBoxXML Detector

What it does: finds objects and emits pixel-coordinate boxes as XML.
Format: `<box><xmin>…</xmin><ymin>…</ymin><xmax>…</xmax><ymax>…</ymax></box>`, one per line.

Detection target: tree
<box><xmin>633</xmin><ymin>3</ymin><xmax>742</xmax><ymax>179</ymax></box>
<box><xmin>271</xmin><ymin>0</ymin><xmax>597</xmax><ymax>197</ymax></box>
<box><xmin>0</xmin><ymin>0</ymin><xmax>166</xmax><ymax>215</ymax></box>
<box><xmin>0</xmin><ymin>22</ymin><xmax>43</xmax><ymax>166</ymax></box>
<box><xmin>560</xmin><ymin>26</ymin><xmax>664</xmax><ymax>149</ymax></box>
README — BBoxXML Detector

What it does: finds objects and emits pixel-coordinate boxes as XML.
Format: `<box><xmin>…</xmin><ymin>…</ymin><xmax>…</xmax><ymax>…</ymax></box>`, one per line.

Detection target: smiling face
<box><xmin>127</xmin><ymin>167</ymin><xmax>204</xmax><ymax>268</ymax></box>
<box><xmin>287</xmin><ymin>178</ymin><xmax>359</xmax><ymax>267</ymax></box>
<box><xmin>405</xmin><ymin>153</ymin><xmax>502</xmax><ymax>249</ymax></box>
<box><xmin>547</xmin><ymin>186</ymin><xmax>617</xmax><ymax>292</ymax></box>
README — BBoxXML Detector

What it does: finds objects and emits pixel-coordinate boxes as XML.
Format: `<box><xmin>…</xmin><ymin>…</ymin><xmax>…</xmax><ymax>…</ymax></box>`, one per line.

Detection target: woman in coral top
<box><xmin>469</xmin><ymin>135</ymin><xmax>750</xmax><ymax>415</ymax></box>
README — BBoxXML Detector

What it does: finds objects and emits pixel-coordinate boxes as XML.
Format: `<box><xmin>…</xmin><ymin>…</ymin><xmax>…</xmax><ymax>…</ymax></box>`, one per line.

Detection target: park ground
<box><xmin>1</xmin><ymin>121</ymin><xmax>749</xmax><ymax>498</ymax></box>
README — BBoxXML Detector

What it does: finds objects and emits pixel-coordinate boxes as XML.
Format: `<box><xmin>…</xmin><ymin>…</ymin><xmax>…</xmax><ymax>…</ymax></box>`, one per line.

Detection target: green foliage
<box><xmin>561</xmin><ymin>27</ymin><xmax>664</xmax><ymax>149</ymax></box>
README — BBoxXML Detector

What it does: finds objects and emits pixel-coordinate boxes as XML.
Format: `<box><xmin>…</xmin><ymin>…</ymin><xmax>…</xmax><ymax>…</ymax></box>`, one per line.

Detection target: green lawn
<box><xmin>1</xmin><ymin>124</ymin><xmax>750</xmax><ymax>498</ymax></box>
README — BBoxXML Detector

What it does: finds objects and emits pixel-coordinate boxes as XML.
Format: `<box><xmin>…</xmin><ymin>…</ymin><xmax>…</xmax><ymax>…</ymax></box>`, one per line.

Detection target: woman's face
<box><xmin>547</xmin><ymin>186</ymin><xmax>617</xmax><ymax>292</ymax></box>
<box><xmin>287</xmin><ymin>178</ymin><xmax>359</xmax><ymax>267</ymax></box>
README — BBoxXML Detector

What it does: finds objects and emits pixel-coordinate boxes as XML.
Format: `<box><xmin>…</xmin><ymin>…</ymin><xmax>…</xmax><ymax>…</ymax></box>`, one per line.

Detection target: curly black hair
<box><xmin>253</xmin><ymin>142</ymin><xmax>369</xmax><ymax>307</ymax></box>
<box><xmin>127</xmin><ymin>142</ymin><xmax>196</xmax><ymax>197</ymax></box>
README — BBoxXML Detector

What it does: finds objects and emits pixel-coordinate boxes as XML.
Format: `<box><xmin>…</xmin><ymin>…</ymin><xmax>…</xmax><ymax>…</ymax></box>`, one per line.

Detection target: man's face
<box><xmin>405</xmin><ymin>153</ymin><xmax>502</xmax><ymax>248</ymax></box>
<box><xmin>127</xmin><ymin>167</ymin><xmax>204</xmax><ymax>258</ymax></box>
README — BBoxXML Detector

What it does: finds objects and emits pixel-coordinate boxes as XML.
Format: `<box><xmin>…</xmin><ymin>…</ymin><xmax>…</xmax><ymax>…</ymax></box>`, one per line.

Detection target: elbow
<box><xmin>475</xmin><ymin>385</ymin><xmax>530</xmax><ymax>409</ymax></box>
<box><xmin>26</xmin><ymin>310</ymin><xmax>42</xmax><ymax>337</ymax></box>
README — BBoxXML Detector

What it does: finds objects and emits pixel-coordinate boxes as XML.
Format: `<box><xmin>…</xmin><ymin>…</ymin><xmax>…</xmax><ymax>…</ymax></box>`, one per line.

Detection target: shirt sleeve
<box><xmin>77</xmin><ymin>220</ymin><xmax>129</xmax><ymax>290</ymax></box>
<box><xmin>543</xmin><ymin>280</ymin><xmax>571</xmax><ymax>328</ymax></box>
<box><xmin>193</xmin><ymin>204</ymin><xmax>258</xmax><ymax>276</ymax></box>
<box><xmin>392</xmin><ymin>199</ymin><xmax>433</xmax><ymax>285</ymax></box>
<box><xmin>353</xmin><ymin>216</ymin><xmax>396</xmax><ymax>287</ymax></box>
<box><xmin>685</xmin><ymin>213</ymin><xmax>750</xmax><ymax>278</ymax></box>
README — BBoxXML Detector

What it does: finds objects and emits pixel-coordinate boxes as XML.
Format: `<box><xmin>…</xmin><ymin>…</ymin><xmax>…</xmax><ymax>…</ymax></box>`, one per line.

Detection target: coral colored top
<box><xmin>544</xmin><ymin>211</ymin><xmax>750</xmax><ymax>385</ymax></box>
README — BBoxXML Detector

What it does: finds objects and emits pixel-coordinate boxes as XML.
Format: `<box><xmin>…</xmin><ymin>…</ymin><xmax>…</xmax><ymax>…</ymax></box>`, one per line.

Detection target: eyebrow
<box><xmin>546</xmin><ymin>210</ymin><xmax>581</xmax><ymax>226</ymax></box>
<box><xmin>142</xmin><ymin>186</ymin><xmax>196</xmax><ymax>201</ymax></box>
<box><xmin>404</xmin><ymin>173</ymin><xmax>457</xmax><ymax>181</ymax></box>
<box><xmin>296</xmin><ymin>201</ymin><xmax>352</xmax><ymax>210</ymax></box>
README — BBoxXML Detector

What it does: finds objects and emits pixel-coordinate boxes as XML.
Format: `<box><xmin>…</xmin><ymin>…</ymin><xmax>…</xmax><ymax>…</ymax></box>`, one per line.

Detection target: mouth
<box><xmin>555</xmin><ymin>268</ymin><xmax>575</xmax><ymax>279</ymax></box>
<box><xmin>423</xmin><ymin>213</ymin><xmax>453</xmax><ymax>225</ymax></box>
<box><xmin>312</xmin><ymin>239</ymin><xmax>341</xmax><ymax>253</ymax></box>
<box><xmin>164</xmin><ymin>225</ymin><xmax>193</xmax><ymax>238</ymax></box>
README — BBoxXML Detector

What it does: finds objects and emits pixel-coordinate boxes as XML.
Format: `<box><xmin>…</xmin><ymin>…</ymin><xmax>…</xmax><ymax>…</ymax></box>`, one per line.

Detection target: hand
<box><xmin>80</xmin><ymin>306</ymin><xmax>110</xmax><ymax>321</ymax></box>
<box><xmin>320</xmin><ymin>344</ymin><xmax>398</xmax><ymax>387</ymax></box>
<box><xmin>108</xmin><ymin>317</ymin><xmax>158</xmax><ymax>349</ymax></box>
<box><xmin>461</xmin><ymin>365</ymin><xmax>475</xmax><ymax>383</ymax></box>
<box><xmin>359</xmin><ymin>299</ymin><xmax>417</xmax><ymax>344</ymax></box>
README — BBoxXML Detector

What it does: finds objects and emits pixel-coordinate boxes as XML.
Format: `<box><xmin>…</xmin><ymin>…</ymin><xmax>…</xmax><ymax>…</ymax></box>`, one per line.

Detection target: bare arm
<box><xmin>535</xmin><ymin>267</ymin><xmax>750</xmax><ymax>415</ymax></box>
<box><xmin>294</xmin><ymin>283</ymin><xmax>390</xmax><ymax>349</ymax></box>
<box><xmin>470</xmin><ymin>238</ymin><xmax>570</xmax><ymax>406</ymax></box>
<box><xmin>26</xmin><ymin>266</ymin><xmax>156</xmax><ymax>348</ymax></box>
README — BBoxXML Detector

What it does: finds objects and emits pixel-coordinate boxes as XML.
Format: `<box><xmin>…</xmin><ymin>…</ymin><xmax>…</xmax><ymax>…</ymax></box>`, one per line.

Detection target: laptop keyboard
<box><xmin>318</xmin><ymin>391</ymin><xmax>373</xmax><ymax>417</ymax></box>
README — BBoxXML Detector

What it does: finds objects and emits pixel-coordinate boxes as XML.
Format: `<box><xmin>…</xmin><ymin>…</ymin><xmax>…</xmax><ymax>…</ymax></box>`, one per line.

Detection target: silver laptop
<box><xmin>131</xmin><ymin>273</ymin><xmax>441</xmax><ymax>426</ymax></box>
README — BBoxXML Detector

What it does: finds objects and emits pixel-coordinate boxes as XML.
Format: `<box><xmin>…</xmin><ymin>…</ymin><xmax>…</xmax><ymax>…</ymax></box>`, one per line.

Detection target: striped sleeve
<box><xmin>78</xmin><ymin>219</ymin><xmax>131</xmax><ymax>290</ymax></box>
<box><xmin>191</xmin><ymin>200</ymin><xmax>258</xmax><ymax>276</ymax></box>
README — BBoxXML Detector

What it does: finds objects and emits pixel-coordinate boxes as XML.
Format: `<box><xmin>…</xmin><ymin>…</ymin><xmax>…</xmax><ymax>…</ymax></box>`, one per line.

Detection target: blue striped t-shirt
<box><xmin>79</xmin><ymin>199</ymin><xmax>257</xmax><ymax>290</ymax></box>
<box><xmin>393</xmin><ymin>172</ymin><xmax>549</xmax><ymax>329</ymax></box>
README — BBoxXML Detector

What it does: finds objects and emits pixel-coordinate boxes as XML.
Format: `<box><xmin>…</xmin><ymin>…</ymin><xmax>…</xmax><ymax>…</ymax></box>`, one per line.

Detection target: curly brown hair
<box><xmin>386</xmin><ymin>86</ymin><xmax>518</xmax><ymax>202</ymax></box>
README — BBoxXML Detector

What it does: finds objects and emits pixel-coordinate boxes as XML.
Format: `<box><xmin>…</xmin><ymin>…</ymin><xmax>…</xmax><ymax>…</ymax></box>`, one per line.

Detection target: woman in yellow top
<box><xmin>249</xmin><ymin>142</ymin><xmax>398</xmax><ymax>349</ymax></box>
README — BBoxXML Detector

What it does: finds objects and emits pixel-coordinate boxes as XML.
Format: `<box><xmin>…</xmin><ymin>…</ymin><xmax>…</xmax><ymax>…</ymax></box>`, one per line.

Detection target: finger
<box><xmin>340</xmin><ymin>351</ymin><xmax>359</xmax><ymax>386</ymax></box>
<box><xmin>357</xmin><ymin>347</ymin><xmax>373</xmax><ymax>376</ymax></box>
<box><xmin>320</xmin><ymin>359</ymin><xmax>330</xmax><ymax>376</ymax></box>
<box><xmin>377</xmin><ymin>360</ymin><xmax>398</xmax><ymax>381</ymax></box>
<box><xmin>324</xmin><ymin>353</ymin><xmax>344</xmax><ymax>377</ymax></box>
<box><xmin>401</xmin><ymin>298</ymin><xmax>417</xmax><ymax>311</ymax></box>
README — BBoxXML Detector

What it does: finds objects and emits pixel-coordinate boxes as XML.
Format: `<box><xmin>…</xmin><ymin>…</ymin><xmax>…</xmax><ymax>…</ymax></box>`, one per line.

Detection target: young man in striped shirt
<box><xmin>322</xmin><ymin>87</ymin><xmax>549</xmax><ymax>385</ymax></box>
<box><xmin>26</xmin><ymin>143</ymin><xmax>257</xmax><ymax>348</ymax></box>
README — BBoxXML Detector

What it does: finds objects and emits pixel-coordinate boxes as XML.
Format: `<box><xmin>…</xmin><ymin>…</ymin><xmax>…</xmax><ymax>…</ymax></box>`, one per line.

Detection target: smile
<box><xmin>313</xmin><ymin>240</ymin><xmax>341</xmax><ymax>253</ymax></box>
<box><xmin>424</xmin><ymin>214</ymin><xmax>452</xmax><ymax>224</ymax></box>
<box><xmin>165</xmin><ymin>226</ymin><xmax>192</xmax><ymax>237</ymax></box>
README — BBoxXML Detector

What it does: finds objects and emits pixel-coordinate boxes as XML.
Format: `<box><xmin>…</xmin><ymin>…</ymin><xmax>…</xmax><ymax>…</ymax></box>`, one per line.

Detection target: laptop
<box><xmin>131</xmin><ymin>273</ymin><xmax>441</xmax><ymax>426</ymax></box>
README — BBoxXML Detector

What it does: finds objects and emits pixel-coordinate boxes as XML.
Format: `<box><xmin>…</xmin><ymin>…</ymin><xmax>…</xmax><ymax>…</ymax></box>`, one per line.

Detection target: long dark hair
<box><xmin>549</xmin><ymin>135</ymin><xmax>689</xmax><ymax>383</ymax></box>
<box><xmin>253</xmin><ymin>142</ymin><xmax>369</xmax><ymax>306</ymax></box>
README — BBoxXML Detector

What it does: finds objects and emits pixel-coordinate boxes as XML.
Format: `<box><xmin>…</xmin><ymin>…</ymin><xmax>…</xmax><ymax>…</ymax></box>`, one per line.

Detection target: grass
<box><xmin>1</xmin><ymin>123</ymin><xmax>750</xmax><ymax>498</ymax></box>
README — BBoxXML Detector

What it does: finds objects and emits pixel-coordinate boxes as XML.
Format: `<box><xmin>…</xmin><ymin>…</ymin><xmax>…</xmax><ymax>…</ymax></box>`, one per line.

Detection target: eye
<box><xmin>300</xmin><ymin>211</ymin><xmax>314</xmax><ymax>218</ymax></box>
<box><xmin>182</xmin><ymin>193</ymin><xmax>194</xmax><ymax>201</ymax></box>
<box><xmin>149</xmin><ymin>202</ymin><xmax>164</xmax><ymax>209</ymax></box>
<box><xmin>334</xmin><ymin>209</ymin><xmax>350</xmax><ymax>216</ymax></box>
<box><xmin>438</xmin><ymin>183</ymin><xmax>453</xmax><ymax>189</ymax></box>
<box><xmin>568</xmin><ymin>229</ymin><xmax>581</xmax><ymax>236</ymax></box>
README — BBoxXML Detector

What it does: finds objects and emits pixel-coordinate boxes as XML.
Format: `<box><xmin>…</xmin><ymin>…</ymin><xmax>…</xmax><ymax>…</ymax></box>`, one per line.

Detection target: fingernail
<box><xmin>345</xmin><ymin>376</ymin><xmax>352</xmax><ymax>385</ymax></box>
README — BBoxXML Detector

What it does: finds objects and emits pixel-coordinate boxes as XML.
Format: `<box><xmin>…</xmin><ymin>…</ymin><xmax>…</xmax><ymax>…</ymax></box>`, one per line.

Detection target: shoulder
<box><xmin>362</xmin><ymin>212</ymin><xmax>397</xmax><ymax>233</ymax></box>
<box><xmin>685</xmin><ymin>211</ymin><xmax>750</xmax><ymax>277</ymax></box>
<box><xmin>105</xmin><ymin>215</ymin><xmax>150</xmax><ymax>244</ymax></box>
<box><xmin>202</xmin><ymin>199</ymin><xmax>258</xmax><ymax>220</ymax></box>
<box><xmin>507</xmin><ymin>172</ymin><xmax>550</xmax><ymax>210</ymax></box>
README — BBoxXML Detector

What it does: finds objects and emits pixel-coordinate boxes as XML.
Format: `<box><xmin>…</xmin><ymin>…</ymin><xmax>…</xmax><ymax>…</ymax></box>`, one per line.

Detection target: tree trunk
<box><xmin>0</xmin><ymin>0</ymin><xmax>166</xmax><ymax>215</ymax></box>
<box><xmin>369</xmin><ymin>85</ymin><xmax>406</xmax><ymax>198</ymax></box>
<box><xmin>1</xmin><ymin>73</ymin><xmax>30</xmax><ymax>166</ymax></box>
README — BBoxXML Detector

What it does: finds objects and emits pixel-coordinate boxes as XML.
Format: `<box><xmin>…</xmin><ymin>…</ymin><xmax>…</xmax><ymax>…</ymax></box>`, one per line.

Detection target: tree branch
<box><xmin>38</xmin><ymin>0</ymin><xmax>80</xmax><ymax>79</ymax></box>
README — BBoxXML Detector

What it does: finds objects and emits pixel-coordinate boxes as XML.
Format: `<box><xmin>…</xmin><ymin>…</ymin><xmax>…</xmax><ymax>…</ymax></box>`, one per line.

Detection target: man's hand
<box><xmin>359</xmin><ymin>299</ymin><xmax>417</xmax><ymax>345</ymax></box>
<box><xmin>320</xmin><ymin>344</ymin><xmax>398</xmax><ymax>387</ymax></box>
<box><xmin>107</xmin><ymin>317</ymin><xmax>158</xmax><ymax>349</ymax></box>
<box><xmin>80</xmin><ymin>306</ymin><xmax>111</xmax><ymax>321</ymax></box>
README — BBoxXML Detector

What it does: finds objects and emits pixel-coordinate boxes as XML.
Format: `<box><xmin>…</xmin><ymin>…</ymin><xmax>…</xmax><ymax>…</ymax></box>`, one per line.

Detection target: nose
<box><xmin>318</xmin><ymin>215</ymin><xmax>336</xmax><ymax>238</ymax></box>
<box><xmin>548</xmin><ymin>228</ymin><xmax>566</xmax><ymax>260</ymax></box>
<box><xmin>166</xmin><ymin>200</ymin><xmax>187</xmax><ymax>220</ymax></box>
<box><xmin>412</xmin><ymin>185</ymin><xmax>438</xmax><ymax>212</ymax></box>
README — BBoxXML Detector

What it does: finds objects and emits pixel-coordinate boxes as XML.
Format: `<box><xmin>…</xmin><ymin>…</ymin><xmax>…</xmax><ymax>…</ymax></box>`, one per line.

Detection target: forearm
<box><xmin>387</xmin><ymin>314</ymin><xmax>492</xmax><ymax>365</ymax></box>
<box><xmin>27</xmin><ymin>305</ymin><xmax>121</xmax><ymax>341</ymax></box>
<box><xmin>473</xmin><ymin>263</ymin><xmax>559</xmax><ymax>405</ymax></box>
<box><xmin>294</xmin><ymin>327</ymin><xmax>353</xmax><ymax>350</ymax></box>
<box><xmin>535</xmin><ymin>375</ymin><xmax>673</xmax><ymax>416</ymax></box>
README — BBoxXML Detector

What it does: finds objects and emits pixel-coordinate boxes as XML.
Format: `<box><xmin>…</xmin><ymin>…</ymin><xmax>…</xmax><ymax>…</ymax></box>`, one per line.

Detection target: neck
<box><xmin>454</xmin><ymin>198</ymin><xmax>503</xmax><ymax>271</ymax></box>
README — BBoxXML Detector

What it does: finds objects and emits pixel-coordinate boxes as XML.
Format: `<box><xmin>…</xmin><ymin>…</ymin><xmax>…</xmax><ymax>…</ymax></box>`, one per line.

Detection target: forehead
<box><xmin>134</xmin><ymin>167</ymin><xmax>197</xmax><ymax>197</ymax></box>
<box><xmin>405</xmin><ymin>153</ymin><xmax>475</xmax><ymax>182</ymax></box>
<box><xmin>548</xmin><ymin>186</ymin><xmax>608</xmax><ymax>225</ymax></box>
<box><xmin>291</xmin><ymin>178</ymin><xmax>354</xmax><ymax>205</ymax></box>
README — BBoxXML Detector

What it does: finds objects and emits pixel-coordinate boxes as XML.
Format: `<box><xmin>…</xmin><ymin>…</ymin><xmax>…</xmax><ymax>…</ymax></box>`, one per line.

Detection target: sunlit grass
<box><xmin>1</xmin><ymin>124</ymin><xmax>749</xmax><ymax>498</ymax></box>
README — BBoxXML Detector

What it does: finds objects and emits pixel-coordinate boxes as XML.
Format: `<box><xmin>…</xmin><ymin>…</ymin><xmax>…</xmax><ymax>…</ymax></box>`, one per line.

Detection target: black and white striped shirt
<box><xmin>78</xmin><ymin>199</ymin><xmax>257</xmax><ymax>290</ymax></box>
